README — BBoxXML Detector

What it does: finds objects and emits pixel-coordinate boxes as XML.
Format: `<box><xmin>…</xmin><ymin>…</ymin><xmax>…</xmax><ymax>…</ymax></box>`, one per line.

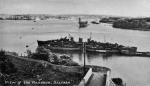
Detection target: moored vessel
<box><xmin>37</xmin><ymin>35</ymin><xmax>138</xmax><ymax>56</ymax></box>
<box><xmin>78</xmin><ymin>18</ymin><xmax>88</xmax><ymax>28</ymax></box>
<box><xmin>37</xmin><ymin>36</ymin><xmax>83</xmax><ymax>51</ymax></box>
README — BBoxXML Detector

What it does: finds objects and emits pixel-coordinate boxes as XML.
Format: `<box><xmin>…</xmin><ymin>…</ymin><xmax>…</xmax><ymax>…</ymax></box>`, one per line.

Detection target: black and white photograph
<box><xmin>0</xmin><ymin>0</ymin><xmax>150</xmax><ymax>86</ymax></box>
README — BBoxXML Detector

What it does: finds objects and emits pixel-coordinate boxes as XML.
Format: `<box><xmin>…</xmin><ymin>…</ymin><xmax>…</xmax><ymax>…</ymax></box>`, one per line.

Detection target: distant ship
<box><xmin>91</xmin><ymin>21</ymin><xmax>99</xmax><ymax>24</ymax></box>
<box><xmin>33</xmin><ymin>17</ymin><xmax>40</xmax><ymax>22</ymax></box>
<box><xmin>78</xmin><ymin>18</ymin><xmax>88</xmax><ymax>28</ymax></box>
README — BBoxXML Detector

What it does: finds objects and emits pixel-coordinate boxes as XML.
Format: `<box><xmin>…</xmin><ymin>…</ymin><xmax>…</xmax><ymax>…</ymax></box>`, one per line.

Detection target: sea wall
<box><xmin>105</xmin><ymin>70</ymin><xmax>111</xmax><ymax>86</ymax></box>
<box><xmin>77</xmin><ymin>68</ymin><xmax>93</xmax><ymax>86</ymax></box>
<box><xmin>105</xmin><ymin>71</ymin><xmax>118</xmax><ymax>86</ymax></box>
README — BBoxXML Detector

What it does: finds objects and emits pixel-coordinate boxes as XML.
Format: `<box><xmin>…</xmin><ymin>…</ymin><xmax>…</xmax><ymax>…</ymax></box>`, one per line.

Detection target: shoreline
<box><xmin>114</xmin><ymin>27</ymin><xmax>150</xmax><ymax>31</ymax></box>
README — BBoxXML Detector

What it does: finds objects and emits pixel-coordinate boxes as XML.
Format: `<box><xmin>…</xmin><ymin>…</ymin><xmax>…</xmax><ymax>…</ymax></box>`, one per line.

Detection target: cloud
<box><xmin>142</xmin><ymin>0</ymin><xmax>150</xmax><ymax>8</ymax></box>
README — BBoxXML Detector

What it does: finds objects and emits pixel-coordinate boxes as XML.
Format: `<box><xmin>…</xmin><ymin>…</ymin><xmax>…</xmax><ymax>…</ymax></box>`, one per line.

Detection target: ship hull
<box><xmin>86</xmin><ymin>49</ymin><xmax>119</xmax><ymax>53</ymax></box>
<box><xmin>86</xmin><ymin>49</ymin><xmax>107</xmax><ymax>53</ymax></box>
<box><xmin>47</xmin><ymin>47</ymin><xmax>82</xmax><ymax>51</ymax></box>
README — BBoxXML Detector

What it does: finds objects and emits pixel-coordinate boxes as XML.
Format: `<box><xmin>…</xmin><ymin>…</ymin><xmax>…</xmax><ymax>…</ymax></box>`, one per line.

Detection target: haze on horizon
<box><xmin>0</xmin><ymin>0</ymin><xmax>150</xmax><ymax>17</ymax></box>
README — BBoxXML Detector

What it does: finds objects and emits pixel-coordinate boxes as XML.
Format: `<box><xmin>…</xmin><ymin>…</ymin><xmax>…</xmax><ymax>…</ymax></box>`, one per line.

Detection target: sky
<box><xmin>0</xmin><ymin>0</ymin><xmax>150</xmax><ymax>17</ymax></box>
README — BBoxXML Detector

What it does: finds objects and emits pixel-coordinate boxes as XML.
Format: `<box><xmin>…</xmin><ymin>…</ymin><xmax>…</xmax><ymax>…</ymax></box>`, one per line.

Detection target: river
<box><xmin>0</xmin><ymin>20</ymin><xmax>150</xmax><ymax>86</ymax></box>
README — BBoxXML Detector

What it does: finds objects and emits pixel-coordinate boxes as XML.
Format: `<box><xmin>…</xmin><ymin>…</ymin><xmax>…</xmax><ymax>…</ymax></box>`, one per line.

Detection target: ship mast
<box><xmin>78</xmin><ymin>17</ymin><xmax>88</xmax><ymax>29</ymax></box>
<box><xmin>83</xmin><ymin>42</ymin><xmax>86</xmax><ymax>74</ymax></box>
<box><xmin>104</xmin><ymin>34</ymin><xmax>106</xmax><ymax>43</ymax></box>
<box><xmin>90</xmin><ymin>32</ymin><xmax>92</xmax><ymax>40</ymax></box>
<box><xmin>79</xmin><ymin>18</ymin><xmax>81</xmax><ymax>29</ymax></box>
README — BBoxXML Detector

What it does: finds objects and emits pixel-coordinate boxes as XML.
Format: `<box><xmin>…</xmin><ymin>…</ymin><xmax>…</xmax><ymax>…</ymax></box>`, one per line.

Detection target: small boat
<box><xmin>91</xmin><ymin>21</ymin><xmax>99</xmax><ymax>24</ymax></box>
<box><xmin>111</xmin><ymin>78</ymin><xmax>126</xmax><ymax>86</ymax></box>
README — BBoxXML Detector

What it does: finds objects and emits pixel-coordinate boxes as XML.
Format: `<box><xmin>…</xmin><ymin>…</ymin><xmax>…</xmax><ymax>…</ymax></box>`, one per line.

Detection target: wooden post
<box><xmin>83</xmin><ymin>42</ymin><xmax>86</xmax><ymax>75</ymax></box>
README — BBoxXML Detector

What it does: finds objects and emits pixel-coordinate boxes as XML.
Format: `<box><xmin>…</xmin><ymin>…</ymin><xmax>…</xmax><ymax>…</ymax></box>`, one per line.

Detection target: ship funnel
<box><xmin>79</xmin><ymin>37</ymin><xmax>83</xmax><ymax>43</ymax></box>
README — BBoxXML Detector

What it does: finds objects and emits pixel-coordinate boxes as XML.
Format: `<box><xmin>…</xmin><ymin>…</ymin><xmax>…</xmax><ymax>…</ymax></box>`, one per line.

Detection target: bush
<box><xmin>22</xmin><ymin>63</ymin><xmax>46</xmax><ymax>78</ymax></box>
<box><xmin>60</xmin><ymin>54</ymin><xmax>71</xmax><ymax>60</ymax></box>
<box><xmin>29</xmin><ymin>47</ymin><xmax>79</xmax><ymax>66</ymax></box>
<box><xmin>30</xmin><ymin>53</ymin><xmax>49</xmax><ymax>61</ymax></box>
<box><xmin>64</xmin><ymin>60</ymin><xmax>79</xmax><ymax>66</ymax></box>
<box><xmin>0</xmin><ymin>60</ymin><xmax>17</xmax><ymax>74</ymax></box>
<box><xmin>0</xmin><ymin>50</ymin><xmax>18</xmax><ymax>74</ymax></box>
<box><xmin>36</xmin><ymin>46</ymin><xmax>51</xmax><ymax>55</ymax></box>
<box><xmin>113</xmin><ymin>19</ymin><xmax>150</xmax><ymax>29</ymax></box>
<box><xmin>0</xmin><ymin>50</ymin><xmax>6</xmax><ymax>61</ymax></box>
<box><xmin>29</xmin><ymin>46</ymin><xmax>53</xmax><ymax>61</ymax></box>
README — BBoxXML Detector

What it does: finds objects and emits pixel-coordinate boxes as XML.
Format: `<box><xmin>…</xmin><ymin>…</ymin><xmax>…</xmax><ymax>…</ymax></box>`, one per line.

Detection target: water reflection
<box><xmin>52</xmin><ymin>50</ymin><xmax>113</xmax><ymax>64</ymax></box>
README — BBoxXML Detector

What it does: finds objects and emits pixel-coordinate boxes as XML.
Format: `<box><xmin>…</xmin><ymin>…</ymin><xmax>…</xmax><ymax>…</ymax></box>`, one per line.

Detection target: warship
<box><xmin>85</xmin><ymin>37</ymin><xmax>137</xmax><ymax>55</ymax></box>
<box><xmin>37</xmin><ymin>35</ymin><xmax>138</xmax><ymax>55</ymax></box>
<box><xmin>37</xmin><ymin>36</ymin><xmax>83</xmax><ymax>51</ymax></box>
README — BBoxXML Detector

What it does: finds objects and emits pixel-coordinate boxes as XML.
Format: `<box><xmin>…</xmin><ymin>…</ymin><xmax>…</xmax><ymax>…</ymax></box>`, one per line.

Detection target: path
<box><xmin>87</xmin><ymin>72</ymin><xmax>105</xmax><ymax>86</ymax></box>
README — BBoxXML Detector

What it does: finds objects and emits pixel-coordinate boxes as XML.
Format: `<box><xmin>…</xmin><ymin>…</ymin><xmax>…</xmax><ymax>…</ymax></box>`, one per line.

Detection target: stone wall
<box><xmin>77</xmin><ymin>68</ymin><xmax>93</xmax><ymax>86</ymax></box>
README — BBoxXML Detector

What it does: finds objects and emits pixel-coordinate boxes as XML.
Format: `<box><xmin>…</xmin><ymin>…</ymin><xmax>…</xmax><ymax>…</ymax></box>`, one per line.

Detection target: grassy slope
<box><xmin>2</xmin><ymin>53</ymin><xmax>85</xmax><ymax>86</ymax></box>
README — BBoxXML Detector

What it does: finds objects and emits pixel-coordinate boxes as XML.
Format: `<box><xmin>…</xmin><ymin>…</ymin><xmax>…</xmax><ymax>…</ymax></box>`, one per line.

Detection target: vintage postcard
<box><xmin>0</xmin><ymin>0</ymin><xmax>150</xmax><ymax>86</ymax></box>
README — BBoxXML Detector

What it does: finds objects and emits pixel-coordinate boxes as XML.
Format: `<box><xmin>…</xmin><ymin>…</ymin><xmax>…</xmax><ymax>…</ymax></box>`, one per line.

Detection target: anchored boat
<box><xmin>37</xmin><ymin>35</ymin><xmax>138</xmax><ymax>55</ymax></box>
<box><xmin>78</xmin><ymin>18</ymin><xmax>88</xmax><ymax>28</ymax></box>
<box><xmin>111</xmin><ymin>78</ymin><xmax>126</xmax><ymax>86</ymax></box>
<box><xmin>37</xmin><ymin>36</ymin><xmax>83</xmax><ymax>51</ymax></box>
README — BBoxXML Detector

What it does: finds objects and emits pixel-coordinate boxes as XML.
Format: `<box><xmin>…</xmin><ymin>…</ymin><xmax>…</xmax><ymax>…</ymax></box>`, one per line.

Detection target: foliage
<box><xmin>35</xmin><ymin>46</ymin><xmax>51</xmax><ymax>55</ymax></box>
<box><xmin>26</xmin><ymin>49</ymin><xmax>32</xmax><ymax>57</ymax></box>
<box><xmin>30</xmin><ymin>53</ymin><xmax>49</xmax><ymax>61</ymax></box>
<box><xmin>113</xmin><ymin>19</ymin><xmax>150</xmax><ymax>29</ymax></box>
<box><xmin>22</xmin><ymin>62</ymin><xmax>46</xmax><ymax>78</ymax></box>
<box><xmin>28</xmin><ymin>47</ymin><xmax>79</xmax><ymax>66</ymax></box>
<box><xmin>0</xmin><ymin>50</ymin><xmax>18</xmax><ymax>75</ymax></box>
<box><xmin>0</xmin><ymin>50</ymin><xmax>6</xmax><ymax>61</ymax></box>
<box><xmin>63</xmin><ymin>60</ymin><xmax>79</xmax><ymax>66</ymax></box>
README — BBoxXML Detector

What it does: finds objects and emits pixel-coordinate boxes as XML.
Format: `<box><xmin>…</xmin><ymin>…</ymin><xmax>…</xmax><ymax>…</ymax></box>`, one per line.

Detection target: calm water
<box><xmin>0</xmin><ymin>20</ymin><xmax>150</xmax><ymax>86</ymax></box>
